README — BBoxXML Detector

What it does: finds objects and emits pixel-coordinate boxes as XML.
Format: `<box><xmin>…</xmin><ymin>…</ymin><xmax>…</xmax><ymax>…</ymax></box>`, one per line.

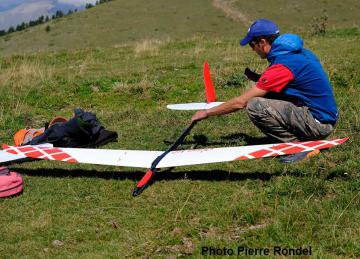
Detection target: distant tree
<box><xmin>7</xmin><ymin>26</ymin><xmax>15</xmax><ymax>33</ymax></box>
<box><xmin>94</xmin><ymin>0</ymin><xmax>112</xmax><ymax>5</ymax></box>
<box><xmin>85</xmin><ymin>3</ymin><xmax>94</xmax><ymax>8</ymax></box>
<box><xmin>45</xmin><ymin>25</ymin><xmax>51</xmax><ymax>32</ymax></box>
<box><xmin>55</xmin><ymin>10</ymin><xmax>64</xmax><ymax>18</ymax></box>
<box><xmin>45</xmin><ymin>16</ymin><xmax>50</xmax><ymax>22</ymax></box>
<box><xmin>16</xmin><ymin>22</ymin><xmax>26</xmax><ymax>31</ymax></box>
<box><xmin>37</xmin><ymin>15</ymin><xmax>44</xmax><ymax>24</ymax></box>
<box><xmin>67</xmin><ymin>9</ymin><xmax>73</xmax><ymax>15</ymax></box>
<box><xmin>29</xmin><ymin>20</ymin><xmax>36</xmax><ymax>27</ymax></box>
<box><xmin>0</xmin><ymin>30</ymin><xmax>6</xmax><ymax>36</ymax></box>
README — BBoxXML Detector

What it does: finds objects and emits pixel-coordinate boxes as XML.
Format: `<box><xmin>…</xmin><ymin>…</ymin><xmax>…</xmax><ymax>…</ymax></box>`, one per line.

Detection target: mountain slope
<box><xmin>0</xmin><ymin>0</ymin><xmax>242</xmax><ymax>55</ymax></box>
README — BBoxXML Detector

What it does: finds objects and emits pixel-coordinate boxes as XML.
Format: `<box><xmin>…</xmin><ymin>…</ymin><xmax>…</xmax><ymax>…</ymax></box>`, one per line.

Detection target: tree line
<box><xmin>0</xmin><ymin>0</ymin><xmax>113</xmax><ymax>37</ymax></box>
<box><xmin>85</xmin><ymin>0</ymin><xmax>113</xmax><ymax>9</ymax></box>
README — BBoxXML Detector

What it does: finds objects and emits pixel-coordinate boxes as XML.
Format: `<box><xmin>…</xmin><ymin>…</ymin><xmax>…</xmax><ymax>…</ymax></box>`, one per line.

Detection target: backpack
<box><xmin>0</xmin><ymin>167</ymin><xmax>23</xmax><ymax>198</ymax></box>
<box><xmin>27</xmin><ymin>108</ymin><xmax>118</xmax><ymax>148</ymax></box>
<box><xmin>13</xmin><ymin>116</ymin><xmax>67</xmax><ymax>147</ymax></box>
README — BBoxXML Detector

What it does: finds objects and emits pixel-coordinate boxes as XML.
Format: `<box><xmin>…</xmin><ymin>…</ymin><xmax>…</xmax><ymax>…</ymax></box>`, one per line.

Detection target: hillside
<box><xmin>0</xmin><ymin>0</ymin><xmax>242</xmax><ymax>55</ymax></box>
<box><xmin>1</xmin><ymin>0</ymin><xmax>360</xmax><ymax>56</ymax></box>
<box><xmin>0</xmin><ymin>0</ymin><xmax>359</xmax><ymax>258</ymax></box>
<box><xmin>232</xmin><ymin>0</ymin><xmax>360</xmax><ymax>31</ymax></box>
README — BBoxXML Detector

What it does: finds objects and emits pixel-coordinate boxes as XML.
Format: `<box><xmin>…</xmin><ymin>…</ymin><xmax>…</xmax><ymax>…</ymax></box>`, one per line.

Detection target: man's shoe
<box><xmin>280</xmin><ymin>149</ymin><xmax>320</xmax><ymax>164</ymax></box>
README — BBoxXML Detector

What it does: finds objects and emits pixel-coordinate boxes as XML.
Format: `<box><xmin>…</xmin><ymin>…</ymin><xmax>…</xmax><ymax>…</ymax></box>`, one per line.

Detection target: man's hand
<box><xmin>244</xmin><ymin>67</ymin><xmax>261</xmax><ymax>82</ymax></box>
<box><xmin>191</xmin><ymin>85</ymin><xmax>267</xmax><ymax>122</ymax></box>
<box><xmin>191</xmin><ymin>110</ymin><xmax>208</xmax><ymax>122</ymax></box>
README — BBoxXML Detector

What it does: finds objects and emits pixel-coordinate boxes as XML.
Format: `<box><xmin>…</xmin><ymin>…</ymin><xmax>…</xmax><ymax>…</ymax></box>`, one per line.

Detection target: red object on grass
<box><xmin>136</xmin><ymin>170</ymin><xmax>153</xmax><ymax>188</ymax></box>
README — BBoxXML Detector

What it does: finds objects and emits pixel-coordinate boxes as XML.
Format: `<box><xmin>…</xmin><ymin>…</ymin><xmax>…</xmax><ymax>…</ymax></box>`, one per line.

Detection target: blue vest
<box><xmin>267</xmin><ymin>34</ymin><xmax>338</xmax><ymax>124</ymax></box>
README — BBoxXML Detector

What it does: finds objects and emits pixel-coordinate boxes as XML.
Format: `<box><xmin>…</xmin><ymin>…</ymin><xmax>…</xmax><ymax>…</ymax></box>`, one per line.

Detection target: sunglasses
<box><xmin>249</xmin><ymin>37</ymin><xmax>263</xmax><ymax>48</ymax></box>
<box><xmin>249</xmin><ymin>40</ymin><xmax>258</xmax><ymax>48</ymax></box>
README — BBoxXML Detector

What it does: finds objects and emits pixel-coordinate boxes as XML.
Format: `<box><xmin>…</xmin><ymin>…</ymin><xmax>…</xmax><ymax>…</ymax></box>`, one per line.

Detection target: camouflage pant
<box><xmin>246</xmin><ymin>97</ymin><xmax>334</xmax><ymax>143</ymax></box>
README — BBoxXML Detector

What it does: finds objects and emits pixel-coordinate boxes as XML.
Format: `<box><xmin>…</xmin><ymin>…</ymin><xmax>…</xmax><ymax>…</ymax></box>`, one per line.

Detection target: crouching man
<box><xmin>191</xmin><ymin>19</ymin><xmax>338</xmax><ymax>163</ymax></box>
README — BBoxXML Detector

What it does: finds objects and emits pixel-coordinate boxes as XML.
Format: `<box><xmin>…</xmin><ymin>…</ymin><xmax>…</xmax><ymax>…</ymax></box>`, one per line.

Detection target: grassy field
<box><xmin>0</xmin><ymin>0</ymin><xmax>360</xmax><ymax>258</ymax></box>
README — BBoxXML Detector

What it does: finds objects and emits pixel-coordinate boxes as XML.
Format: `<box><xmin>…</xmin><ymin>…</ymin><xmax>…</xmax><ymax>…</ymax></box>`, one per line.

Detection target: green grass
<box><xmin>0</xmin><ymin>1</ymin><xmax>360</xmax><ymax>258</ymax></box>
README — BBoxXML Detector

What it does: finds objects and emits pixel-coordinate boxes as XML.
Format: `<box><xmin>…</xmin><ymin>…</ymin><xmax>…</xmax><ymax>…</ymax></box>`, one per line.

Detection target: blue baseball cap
<box><xmin>240</xmin><ymin>19</ymin><xmax>279</xmax><ymax>46</ymax></box>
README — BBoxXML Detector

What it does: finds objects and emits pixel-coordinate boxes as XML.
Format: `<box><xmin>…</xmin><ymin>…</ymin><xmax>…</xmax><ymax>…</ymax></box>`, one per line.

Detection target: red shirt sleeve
<box><xmin>256</xmin><ymin>64</ymin><xmax>294</xmax><ymax>93</ymax></box>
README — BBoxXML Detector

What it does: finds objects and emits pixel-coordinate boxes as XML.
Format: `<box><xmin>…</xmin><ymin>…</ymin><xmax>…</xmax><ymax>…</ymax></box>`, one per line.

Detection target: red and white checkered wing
<box><xmin>0</xmin><ymin>143</ymin><xmax>53</xmax><ymax>164</ymax></box>
<box><xmin>2</xmin><ymin>144</ymin><xmax>163</xmax><ymax>168</ymax></box>
<box><xmin>2</xmin><ymin>137</ymin><xmax>348</xmax><ymax>169</ymax></box>
<box><xmin>155</xmin><ymin>137</ymin><xmax>348</xmax><ymax>168</ymax></box>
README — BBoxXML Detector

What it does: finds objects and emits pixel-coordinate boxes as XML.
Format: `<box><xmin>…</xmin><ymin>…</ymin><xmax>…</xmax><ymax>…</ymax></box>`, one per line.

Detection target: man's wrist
<box><xmin>204</xmin><ymin>110</ymin><xmax>209</xmax><ymax>118</ymax></box>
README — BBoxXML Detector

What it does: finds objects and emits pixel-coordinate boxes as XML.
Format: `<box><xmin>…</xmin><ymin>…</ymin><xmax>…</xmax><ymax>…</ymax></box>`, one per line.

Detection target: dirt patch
<box><xmin>212</xmin><ymin>0</ymin><xmax>250</xmax><ymax>26</ymax></box>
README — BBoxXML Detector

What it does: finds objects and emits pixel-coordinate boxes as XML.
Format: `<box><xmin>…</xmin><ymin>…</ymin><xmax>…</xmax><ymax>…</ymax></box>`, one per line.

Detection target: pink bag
<box><xmin>0</xmin><ymin>167</ymin><xmax>23</xmax><ymax>198</ymax></box>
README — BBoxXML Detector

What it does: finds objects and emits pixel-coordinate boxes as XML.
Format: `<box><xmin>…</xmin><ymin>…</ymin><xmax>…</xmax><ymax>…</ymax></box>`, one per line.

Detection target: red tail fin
<box><xmin>203</xmin><ymin>61</ymin><xmax>216</xmax><ymax>103</ymax></box>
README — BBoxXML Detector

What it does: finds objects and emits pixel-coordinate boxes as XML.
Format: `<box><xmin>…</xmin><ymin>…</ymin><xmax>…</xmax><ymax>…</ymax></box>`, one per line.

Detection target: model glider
<box><xmin>2</xmin><ymin>137</ymin><xmax>348</xmax><ymax>169</ymax></box>
<box><xmin>167</xmin><ymin>61</ymin><xmax>224</xmax><ymax>110</ymax></box>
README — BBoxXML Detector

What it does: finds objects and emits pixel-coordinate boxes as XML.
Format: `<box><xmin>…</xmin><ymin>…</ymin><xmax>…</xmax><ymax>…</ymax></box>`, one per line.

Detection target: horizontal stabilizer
<box><xmin>167</xmin><ymin>102</ymin><xmax>224</xmax><ymax>110</ymax></box>
<box><xmin>204</xmin><ymin>61</ymin><xmax>216</xmax><ymax>102</ymax></box>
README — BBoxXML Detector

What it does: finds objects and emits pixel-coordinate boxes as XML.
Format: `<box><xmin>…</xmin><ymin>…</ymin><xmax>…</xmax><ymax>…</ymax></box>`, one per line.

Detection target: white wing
<box><xmin>2</xmin><ymin>137</ymin><xmax>348</xmax><ymax>168</ymax></box>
